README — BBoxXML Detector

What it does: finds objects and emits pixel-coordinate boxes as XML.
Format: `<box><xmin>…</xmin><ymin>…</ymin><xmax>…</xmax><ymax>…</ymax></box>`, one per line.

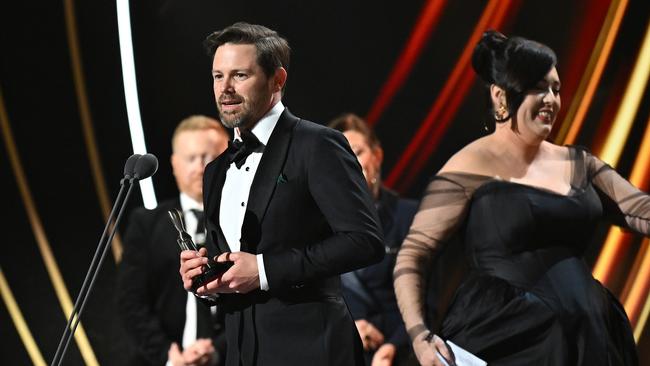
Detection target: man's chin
<box><xmin>219</xmin><ymin>113</ymin><xmax>245</xmax><ymax>129</ymax></box>
<box><xmin>220</xmin><ymin>118</ymin><xmax>242</xmax><ymax>129</ymax></box>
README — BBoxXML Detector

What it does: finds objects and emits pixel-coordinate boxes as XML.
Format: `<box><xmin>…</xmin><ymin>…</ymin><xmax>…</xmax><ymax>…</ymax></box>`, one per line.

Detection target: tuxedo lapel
<box><xmin>204</xmin><ymin>154</ymin><xmax>232</xmax><ymax>254</ymax></box>
<box><xmin>240</xmin><ymin>109</ymin><xmax>297</xmax><ymax>252</ymax></box>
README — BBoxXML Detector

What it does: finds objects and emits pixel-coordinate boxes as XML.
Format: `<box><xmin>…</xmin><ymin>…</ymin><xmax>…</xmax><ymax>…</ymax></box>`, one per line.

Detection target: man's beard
<box><xmin>219</xmin><ymin>109</ymin><xmax>248</xmax><ymax>129</ymax></box>
<box><xmin>217</xmin><ymin>103</ymin><xmax>251</xmax><ymax>128</ymax></box>
<box><xmin>217</xmin><ymin>89</ymin><xmax>270</xmax><ymax>130</ymax></box>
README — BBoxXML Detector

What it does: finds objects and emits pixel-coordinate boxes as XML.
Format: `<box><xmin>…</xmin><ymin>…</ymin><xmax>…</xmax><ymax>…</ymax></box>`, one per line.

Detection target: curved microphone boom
<box><xmin>51</xmin><ymin>153</ymin><xmax>157</xmax><ymax>366</ymax></box>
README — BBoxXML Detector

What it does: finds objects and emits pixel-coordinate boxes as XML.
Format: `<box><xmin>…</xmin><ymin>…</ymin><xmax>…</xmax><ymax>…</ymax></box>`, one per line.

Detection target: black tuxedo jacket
<box><xmin>202</xmin><ymin>109</ymin><xmax>384</xmax><ymax>366</ymax></box>
<box><xmin>117</xmin><ymin>198</ymin><xmax>219</xmax><ymax>365</ymax></box>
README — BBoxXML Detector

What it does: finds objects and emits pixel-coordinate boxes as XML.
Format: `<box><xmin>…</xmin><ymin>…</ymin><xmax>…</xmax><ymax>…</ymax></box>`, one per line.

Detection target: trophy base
<box><xmin>191</xmin><ymin>260</ymin><xmax>234</xmax><ymax>292</ymax></box>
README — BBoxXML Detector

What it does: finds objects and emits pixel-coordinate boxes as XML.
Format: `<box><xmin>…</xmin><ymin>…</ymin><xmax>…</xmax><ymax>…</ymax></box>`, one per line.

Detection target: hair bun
<box><xmin>472</xmin><ymin>30</ymin><xmax>508</xmax><ymax>84</ymax></box>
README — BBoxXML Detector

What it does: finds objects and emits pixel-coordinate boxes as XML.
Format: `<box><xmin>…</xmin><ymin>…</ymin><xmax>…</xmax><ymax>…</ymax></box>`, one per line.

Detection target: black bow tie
<box><xmin>228</xmin><ymin>129</ymin><xmax>262</xmax><ymax>169</ymax></box>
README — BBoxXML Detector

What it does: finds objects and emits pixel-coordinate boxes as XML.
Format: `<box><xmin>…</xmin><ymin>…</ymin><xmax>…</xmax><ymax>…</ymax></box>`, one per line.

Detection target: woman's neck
<box><xmin>491</xmin><ymin>121</ymin><xmax>546</xmax><ymax>165</ymax></box>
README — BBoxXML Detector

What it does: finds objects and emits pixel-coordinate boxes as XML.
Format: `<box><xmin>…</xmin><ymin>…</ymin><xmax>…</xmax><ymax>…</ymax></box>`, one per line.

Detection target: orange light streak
<box><xmin>554</xmin><ymin>0</ymin><xmax>628</xmax><ymax>145</ymax></box>
<box><xmin>593</xmin><ymin>19</ymin><xmax>650</xmax><ymax>288</ymax></box>
<box><xmin>620</xmin><ymin>114</ymin><xmax>650</xmax><ymax>336</ymax></box>
<box><xmin>385</xmin><ymin>0</ymin><xmax>504</xmax><ymax>189</ymax></box>
<box><xmin>366</xmin><ymin>0</ymin><xmax>447</xmax><ymax>126</ymax></box>
<box><xmin>627</xmin><ymin>238</ymin><xmax>650</xmax><ymax>336</ymax></box>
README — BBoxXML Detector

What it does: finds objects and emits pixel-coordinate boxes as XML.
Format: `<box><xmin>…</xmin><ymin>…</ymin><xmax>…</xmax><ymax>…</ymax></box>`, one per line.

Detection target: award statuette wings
<box><xmin>168</xmin><ymin>209</ymin><xmax>233</xmax><ymax>295</ymax></box>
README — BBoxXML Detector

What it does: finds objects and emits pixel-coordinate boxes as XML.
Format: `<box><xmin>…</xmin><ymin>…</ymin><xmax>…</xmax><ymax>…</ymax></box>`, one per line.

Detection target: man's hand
<box><xmin>179</xmin><ymin>248</ymin><xmax>209</xmax><ymax>291</ymax></box>
<box><xmin>195</xmin><ymin>251</ymin><xmax>260</xmax><ymax>295</ymax></box>
<box><xmin>355</xmin><ymin>319</ymin><xmax>385</xmax><ymax>351</ymax></box>
<box><xmin>372</xmin><ymin>343</ymin><xmax>396</xmax><ymax>366</ymax></box>
<box><xmin>182</xmin><ymin>338</ymin><xmax>216</xmax><ymax>366</ymax></box>
<box><xmin>168</xmin><ymin>343</ymin><xmax>185</xmax><ymax>366</ymax></box>
<box><xmin>168</xmin><ymin>339</ymin><xmax>216</xmax><ymax>366</ymax></box>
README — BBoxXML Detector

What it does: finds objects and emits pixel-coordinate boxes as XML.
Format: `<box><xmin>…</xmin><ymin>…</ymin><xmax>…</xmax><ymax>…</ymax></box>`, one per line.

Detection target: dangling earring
<box><xmin>494</xmin><ymin>104</ymin><xmax>509</xmax><ymax>122</ymax></box>
<box><xmin>371</xmin><ymin>169</ymin><xmax>381</xmax><ymax>192</ymax></box>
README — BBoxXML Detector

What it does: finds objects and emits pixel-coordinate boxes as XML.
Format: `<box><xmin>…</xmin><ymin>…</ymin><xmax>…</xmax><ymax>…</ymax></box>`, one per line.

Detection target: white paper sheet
<box><xmin>436</xmin><ymin>340</ymin><xmax>487</xmax><ymax>366</ymax></box>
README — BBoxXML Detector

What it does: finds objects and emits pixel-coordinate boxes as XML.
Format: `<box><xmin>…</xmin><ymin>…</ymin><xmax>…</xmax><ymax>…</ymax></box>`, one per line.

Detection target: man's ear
<box><xmin>273</xmin><ymin>67</ymin><xmax>288</xmax><ymax>93</ymax></box>
<box><xmin>170</xmin><ymin>154</ymin><xmax>178</xmax><ymax>178</ymax></box>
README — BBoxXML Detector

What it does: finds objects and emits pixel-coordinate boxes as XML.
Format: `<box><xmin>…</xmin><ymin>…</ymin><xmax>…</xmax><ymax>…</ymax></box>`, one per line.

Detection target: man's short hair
<box><xmin>171</xmin><ymin>115</ymin><xmax>228</xmax><ymax>152</ymax></box>
<box><xmin>203</xmin><ymin>22</ymin><xmax>290</xmax><ymax>80</ymax></box>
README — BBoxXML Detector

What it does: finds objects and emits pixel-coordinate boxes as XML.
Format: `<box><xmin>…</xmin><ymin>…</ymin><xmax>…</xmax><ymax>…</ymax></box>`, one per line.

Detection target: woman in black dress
<box><xmin>393</xmin><ymin>30</ymin><xmax>643</xmax><ymax>365</ymax></box>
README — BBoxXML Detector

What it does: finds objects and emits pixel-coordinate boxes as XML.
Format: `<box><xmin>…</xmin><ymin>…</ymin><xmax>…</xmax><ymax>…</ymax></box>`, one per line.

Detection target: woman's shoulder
<box><xmin>542</xmin><ymin>140</ymin><xmax>571</xmax><ymax>157</ymax></box>
<box><xmin>442</xmin><ymin>139</ymin><xmax>571</xmax><ymax>174</ymax></box>
<box><xmin>429</xmin><ymin>138</ymin><xmax>497</xmax><ymax>193</ymax></box>
<box><xmin>439</xmin><ymin>137</ymin><xmax>493</xmax><ymax>175</ymax></box>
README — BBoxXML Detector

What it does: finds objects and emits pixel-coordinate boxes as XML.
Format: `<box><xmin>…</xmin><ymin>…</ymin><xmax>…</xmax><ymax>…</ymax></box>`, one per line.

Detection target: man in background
<box><xmin>118</xmin><ymin>115</ymin><xmax>229</xmax><ymax>365</ymax></box>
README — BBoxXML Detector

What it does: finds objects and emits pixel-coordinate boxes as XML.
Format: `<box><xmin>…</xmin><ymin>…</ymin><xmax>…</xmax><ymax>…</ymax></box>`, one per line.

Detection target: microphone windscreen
<box><xmin>123</xmin><ymin>154</ymin><xmax>142</xmax><ymax>178</ymax></box>
<box><xmin>134</xmin><ymin>153</ymin><xmax>158</xmax><ymax>180</ymax></box>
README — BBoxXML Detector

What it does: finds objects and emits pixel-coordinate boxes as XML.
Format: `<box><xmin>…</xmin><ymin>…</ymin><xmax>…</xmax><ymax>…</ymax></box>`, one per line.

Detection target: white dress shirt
<box><xmin>219</xmin><ymin>101</ymin><xmax>284</xmax><ymax>291</ymax></box>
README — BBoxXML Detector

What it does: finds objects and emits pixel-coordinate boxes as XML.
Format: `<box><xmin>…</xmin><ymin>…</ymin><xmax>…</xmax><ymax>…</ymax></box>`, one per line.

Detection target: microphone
<box><xmin>133</xmin><ymin>153</ymin><xmax>158</xmax><ymax>180</ymax></box>
<box><xmin>122</xmin><ymin>153</ymin><xmax>141</xmax><ymax>181</ymax></box>
<box><xmin>51</xmin><ymin>153</ymin><xmax>158</xmax><ymax>366</ymax></box>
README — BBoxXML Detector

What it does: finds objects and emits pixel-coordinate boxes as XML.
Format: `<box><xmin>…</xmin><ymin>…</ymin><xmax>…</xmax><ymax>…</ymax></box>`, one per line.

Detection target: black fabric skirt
<box><xmin>439</xmin><ymin>259</ymin><xmax>638</xmax><ymax>365</ymax></box>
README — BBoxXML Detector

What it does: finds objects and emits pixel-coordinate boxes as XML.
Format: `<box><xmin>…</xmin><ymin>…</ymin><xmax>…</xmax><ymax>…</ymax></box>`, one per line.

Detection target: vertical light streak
<box><xmin>597</xmin><ymin>22</ymin><xmax>650</xmax><ymax>165</ymax></box>
<box><xmin>555</xmin><ymin>0</ymin><xmax>628</xmax><ymax>145</ymax></box>
<box><xmin>116</xmin><ymin>0</ymin><xmax>157</xmax><ymax>209</ymax></box>
<box><xmin>616</xmin><ymin>113</ymin><xmax>650</xmax><ymax>338</ymax></box>
<box><xmin>63</xmin><ymin>0</ymin><xmax>124</xmax><ymax>261</ymax></box>
<box><xmin>0</xmin><ymin>267</ymin><xmax>46</xmax><ymax>366</ymax></box>
<box><xmin>592</xmin><ymin>19</ymin><xmax>650</xmax><ymax>287</ymax></box>
<box><xmin>0</xmin><ymin>87</ymin><xmax>99</xmax><ymax>365</ymax></box>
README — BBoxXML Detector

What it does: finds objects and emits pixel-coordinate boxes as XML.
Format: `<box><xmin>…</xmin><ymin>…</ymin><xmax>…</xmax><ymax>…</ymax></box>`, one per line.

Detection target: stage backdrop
<box><xmin>2</xmin><ymin>0</ymin><xmax>650</xmax><ymax>364</ymax></box>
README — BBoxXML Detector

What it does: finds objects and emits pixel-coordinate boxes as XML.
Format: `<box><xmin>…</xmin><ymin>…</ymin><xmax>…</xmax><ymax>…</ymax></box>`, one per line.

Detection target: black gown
<box><xmin>394</xmin><ymin>146</ymin><xmax>644</xmax><ymax>365</ymax></box>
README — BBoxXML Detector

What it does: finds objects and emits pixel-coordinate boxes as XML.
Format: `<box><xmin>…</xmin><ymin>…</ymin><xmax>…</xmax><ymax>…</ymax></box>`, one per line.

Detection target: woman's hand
<box><xmin>412</xmin><ymin>332</ymin><xmax>455</xmax><ymax>366</ymax></box>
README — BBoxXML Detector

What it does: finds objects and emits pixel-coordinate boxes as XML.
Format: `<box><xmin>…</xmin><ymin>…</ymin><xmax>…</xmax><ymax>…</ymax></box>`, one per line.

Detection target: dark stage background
<box><xmin>2</xmin><ymin>0</ymin><xmax>650</xmax><ymax>364</ymax></box>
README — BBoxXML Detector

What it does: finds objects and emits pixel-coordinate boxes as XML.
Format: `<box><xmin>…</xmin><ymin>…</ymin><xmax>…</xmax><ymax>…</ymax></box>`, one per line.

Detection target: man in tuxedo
<box><xmin>117</xmin><ymin>115</ymin><xmax>229</xmax><ymax>365</ymax></box>
<box><xmin>179</xmin><ymin>22</ymin><xmax>384</xmax><ymax>366</ymax></box>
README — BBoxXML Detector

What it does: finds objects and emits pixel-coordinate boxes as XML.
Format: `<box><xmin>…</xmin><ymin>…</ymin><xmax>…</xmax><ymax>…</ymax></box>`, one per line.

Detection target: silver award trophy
<box><xmin>168</xmin><ymin>209</ymin><xmax>233</xmax><ymax>292</ymax></box>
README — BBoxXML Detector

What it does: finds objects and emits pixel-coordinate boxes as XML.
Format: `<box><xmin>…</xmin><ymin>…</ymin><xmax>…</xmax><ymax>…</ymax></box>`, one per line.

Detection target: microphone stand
<box><xmin>50</xmin><ymin>176</ymin><xmax>138</xmax><ymax>366</ymax></box>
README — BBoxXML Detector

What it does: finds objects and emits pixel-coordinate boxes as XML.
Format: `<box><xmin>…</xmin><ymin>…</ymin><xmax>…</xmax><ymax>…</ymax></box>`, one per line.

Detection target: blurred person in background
<box><xmin>329</xmin><ymin>113</ymin><xmax>436</xmax><ymax>366</ymax></box>
<box><xmin>117</xmin><ymin>115</ymin><xmax>229</xmax><ymax>365</ymax></box>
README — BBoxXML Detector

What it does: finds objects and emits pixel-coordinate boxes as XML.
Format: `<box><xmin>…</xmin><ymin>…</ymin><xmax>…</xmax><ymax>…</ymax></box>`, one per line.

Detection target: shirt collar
<box><xmin>233</xmin><ymin>101</ymin><xmax>284</xmax><ymax>146</ymax></box>
<box><xmin>180</xmin><ymin>192</ymin><xmax>203</xmax><ymax>213</ymax></box>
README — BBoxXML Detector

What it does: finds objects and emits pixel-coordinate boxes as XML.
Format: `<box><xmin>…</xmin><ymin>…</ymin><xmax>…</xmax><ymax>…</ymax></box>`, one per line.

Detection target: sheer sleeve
<box><xmin>586</xmin><ymin>152</ymin><xmax>650</xmax><ymax>234</ymax></box>
<box><xmin>393</xmin><ymin>173</ymin><xmax>476</xmax><ymax>342</ymax></box>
